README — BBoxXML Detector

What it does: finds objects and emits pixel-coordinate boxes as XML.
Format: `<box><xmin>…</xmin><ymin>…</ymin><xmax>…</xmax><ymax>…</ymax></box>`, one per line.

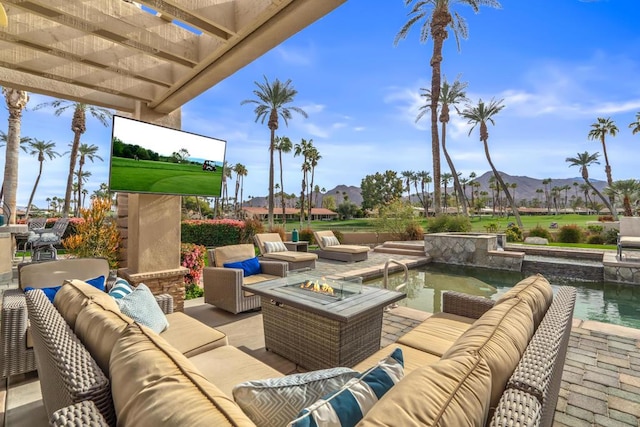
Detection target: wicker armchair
<box><xmin>203</xmin><ymin>244</ymin><xmax>288</xmax><ymax>314</ymax></box>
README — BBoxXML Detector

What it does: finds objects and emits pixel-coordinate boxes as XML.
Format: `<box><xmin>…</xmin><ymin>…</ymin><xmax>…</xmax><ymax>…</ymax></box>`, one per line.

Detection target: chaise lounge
<box><xmin>254</xmin><ymin>233</ymin><xmax>318</xmax><ymax>271</ymax></box>
<box><xmin>617</xmin><ymin>216</ymin><xmax>640</xmax><ymax>260</ymax></box>
<box><xmin>313</xmin><ymin>230</ymin><xmax>370</xmax><ymax>262</ymax></box>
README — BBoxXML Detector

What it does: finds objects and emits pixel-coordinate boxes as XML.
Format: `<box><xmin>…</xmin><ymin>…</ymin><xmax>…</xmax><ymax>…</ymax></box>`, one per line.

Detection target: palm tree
<box><xmin>75</xmin><ymin>143</ymin><xmax>103</xmax><ymax>215</ymax></box>
<box><xmin>395</xmin><ymin>0</ymin><xmax>500</xmax><ymax>214</ymax></box>
<box><xmin>441</xmin><ymin>172</ymin><xmax>453</xmax><ymax>210</ymax></box>
<box><xmin>274</xmin><ymin>136</ymin><xmax>293</xmax><ymax>224</ymax></box>
<box><xmin>630</xmin><ymin>112</ymin><xmax>640</xmax><ymax>135</ymax></box>
<box><xmin>2</xmin><ymin>88</ymin><xmax>29</xmax><ymax>223</ymax></box>
<box><xmin>542</xmin><ymin>178</ymin><xmax>552</xmax><ymax>214</ymax></box>
<box><xmin>401</xmin><ymin>170</ymin><xmax>414</xmax><ymax>202</ymax></box>
<box><xmin>459</xmin><ymin>98</ymin><xmax>523</xmax><ymax>228</ymax></box>
<box><xmin>233</xmin><ymin>163</ymin><xmax>248</xmax><ymax>217</ymax></box>
<box><xmin>24</xmin><ymin>139</ymin><xmax>60</xmax><ymax>218</ymax></box>
<box><xmin>0</xmin><ymin>129</ymin><xmax>31</xmax><ymax>203</ymax></box>
<box><xmin>414</xmin><ymin>170</ymin><xmax>432</xmax><ymax>215</ymax></box>
<box><xmin>34</xmin><ymin>100</ymin><xmax>111</xmax><ymax>217</ymax></box>
<box><xmin>306</xmin><ymin>145</ymin><xmax>321</xmax><ymax>227</ymax></box>
<box><xmin>220</xmin><ymin>161</ymin><xmax>233</xmax><ymax>216</ymax></box>
<box><xmin>588</xmin><ymin>117</ymin><xmax>618</xmax><ymax>189</ymax></box>
<box><xmin>418</xmin><ymin>77</ymin><xmax>469</xmax><ymax>215</ymax></box>
<box><xmin>240</xmin><ymin>76</ymin><xmax>307</xmax><ymax>227</ymax></box>
<box><xmin>606</xmin><ymin>179</ymin><xmax>639</xmax><ymax>217</ymax></box>
<box><xmin>565</xmin><ymin>151</ymin><xmax>617</xmax><ymax>219</ymax></box>
<box><xmin>294</xmin><ymin>138</ymin><xmax>313</xmax><ymax>228</ymax></box>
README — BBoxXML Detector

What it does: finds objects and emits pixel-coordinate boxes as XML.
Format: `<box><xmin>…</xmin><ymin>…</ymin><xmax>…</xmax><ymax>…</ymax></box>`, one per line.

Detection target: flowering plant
<box><xmin>181</xmin><ymin>243</ymin><xmax>206</xmax><ymax>285</ymax></box>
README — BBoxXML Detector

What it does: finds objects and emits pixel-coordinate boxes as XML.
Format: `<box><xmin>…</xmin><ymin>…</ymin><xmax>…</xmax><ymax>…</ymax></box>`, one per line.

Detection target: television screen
<box><xmin>109</xmin><ymin>116</ymin><xmax>226</xmax><ymax>198</ymax></box>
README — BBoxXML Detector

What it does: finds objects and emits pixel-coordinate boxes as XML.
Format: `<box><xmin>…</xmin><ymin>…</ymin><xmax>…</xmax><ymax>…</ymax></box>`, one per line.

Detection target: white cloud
<box><xmin>300</xmin><ymin>103</ymin><xmax>325</xmax><ymax>114</ymax></box>
<box><xmin>274</xmin><ymin>45</ymin><xmax>314</xmax><ymax>66</ymax></box>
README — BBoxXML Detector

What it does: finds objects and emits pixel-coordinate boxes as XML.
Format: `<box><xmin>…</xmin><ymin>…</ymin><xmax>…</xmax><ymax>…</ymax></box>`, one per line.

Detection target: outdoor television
<box><xmin>108</xmin><ymin>116</ymin><xmax>226</xmax><ymax>198</ymax></box>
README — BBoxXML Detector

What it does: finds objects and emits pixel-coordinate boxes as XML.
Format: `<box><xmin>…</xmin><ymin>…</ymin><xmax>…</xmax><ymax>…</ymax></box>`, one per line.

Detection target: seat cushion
<box><xmin>74</xmin><ymin>300</ymin><xmax>133</xmax><ymax>376</ymax></box>
<box><xmin>322</xmin><ymin>245</ymin><xmax>370</xmax><ymax>254</ymax></box>
<box><xmin>213</xmin><ymin>243</ymin><xmax>257</xmax><ymax>267</ymax></box>
<box><xmin>243</xmin><ymin>274</ymin><xmax>280</xmax><ymax>297</ymax></box>
<box><xmin>190</xmin><ymin>345</ymin><xmax>284</xmax><ymax>398</ymax></box>
<box><xmin>359</xmin><ymin>354</ymin><xmax>492</xmax><ymax>427</ymax></box>
<box><xmin>162</xmin><ymin>312</ymin><xmax>228</xmax><ymax>357</ymax></box>
<box><xmin>110</xmin><ymin>323</ymin><xmax>255</xmax><ymax>427</ymax></box>
<box><xmin>351</xmin><ymin>344</ymin><xmax>440</xmax><ymax>377</ymax></box>
<box><xmin>495</xmin><ymin>274</ymin><xmax>553</xmax><ymax>327</ymax></box>
<box><xmin>397</xmin><ymin>312</ymin><xmax>475</xmax><ymax>357</ymax></box>
<box><xmin>262</xmin><ymin>252</ymin><xmax>317</xmax><ymax>262</ymax></box>
<box><xmin>442</xmin><ymin>298</ymin><xmax>534</xmax><ymax>410</ymax></box>
<box><xmin>54</xmin><ymin>279</ymin><xmax>120</xmax><ymax>330</ymax></box>
<box><xmin>620</xmin><ymin>236</ymin><xmax>640</xmax><ymax>248</ymax></box>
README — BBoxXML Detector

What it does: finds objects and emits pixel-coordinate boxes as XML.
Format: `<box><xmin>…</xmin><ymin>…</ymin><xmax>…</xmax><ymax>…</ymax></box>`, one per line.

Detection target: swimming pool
<box><xmin>365</xmin><ymin>264</ymin><xmax>640</xmax><ymax>329</ymax></box>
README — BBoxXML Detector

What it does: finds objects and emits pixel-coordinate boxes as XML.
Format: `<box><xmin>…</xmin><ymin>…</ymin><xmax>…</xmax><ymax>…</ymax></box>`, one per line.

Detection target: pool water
<box><xmin>365</xmin><ymin>264</ymin><xmax>640</xmax><ymax>330</ymax></box>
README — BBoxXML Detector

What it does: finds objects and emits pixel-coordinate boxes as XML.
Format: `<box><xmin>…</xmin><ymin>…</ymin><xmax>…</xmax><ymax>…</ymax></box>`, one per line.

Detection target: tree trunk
<box><xmin>268</xmin><ymin>127</ymin><xmax>275</xmax><ymax>228</ymax></box>
<box><xmin>442</xmin><ymin>120</ymin><xmax>468</xmax><ymax>216</ymax></box>
<box><xmin>25</xmin><ymin>158</ymin><xmax>44</xmax><ymax>218</ymax></box>
<box><xmin>483</xmin><ymin>139</ymin><xmax>523</xmax><ymax>228</ymax></box>
<box><xmin>585</xmin><ymin>178</ymin><xmax>616</xmax><ymax>219</ymax></box>
<box><xmin>279</xmin><ymin>151</ymin><xmax>286</xmax><ymax>225</ymax></box>
<box><xmin>2</xmin><ymin>88</ymin><xmax>28</xmax><ymax>224</ymax></box>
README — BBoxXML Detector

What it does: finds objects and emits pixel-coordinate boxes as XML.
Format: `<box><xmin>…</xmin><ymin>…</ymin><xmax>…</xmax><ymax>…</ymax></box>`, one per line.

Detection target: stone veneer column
<box><xmin>116</xmin><ymin>103</ymin><xmax>188</xmax><ymax>311</ymax></box>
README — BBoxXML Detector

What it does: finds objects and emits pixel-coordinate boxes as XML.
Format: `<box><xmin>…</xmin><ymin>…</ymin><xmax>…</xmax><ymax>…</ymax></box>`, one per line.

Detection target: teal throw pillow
<box><xmin>109</xmin><ymin>278</ymin><xmax>133</xmax><ymax>299</ymax></box>
<box><xmin>224</xmin><ymin>256</ymin><xmax>261</xmax><ymax>277</ymax></box>
<box><xmin>116</xmin><ymin>283</ymin><xmax>169</xmax><ymax>333</ymax></box>
<box><xmin>289</xmin><ymin>348</ymin><xmax>404</xmax><ymax>427</ymax></box>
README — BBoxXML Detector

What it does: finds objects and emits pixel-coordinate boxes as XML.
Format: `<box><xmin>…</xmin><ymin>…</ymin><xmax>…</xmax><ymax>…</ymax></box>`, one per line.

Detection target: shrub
<box><xmin>403</xmin><ymin>223</ymin><xmax>424</xmax><ymax>241</ymax></box>
<box><xmin>240</xmin><ymin>218</ymin><xmax>264</xmax><ymax>243</ymax></box>
<box><xmin>299</xmin><ymin>227</ymin><xmax>315</xmax><ymax>245</ymax></box>
<box><xmin>374</xmin><ymin>200</ymin><xmax>418</xmax><ymax>239</ymax></box>
<box><xmin>62</xmin><ymin>198</ymin><xmax>120</xmax><ymax>269</ymax></box>
<box><xmin>603</xmin><ymin>228</ymin><xmax>619</xmax><ymax>245</ymax></box>
<box><xmin>557</xmin><ymin>224</ymin><xmax>584</xmax><ymax>243</ymax></box>
<box><xmin>598</xmin><ymin>215</ymin><xmax>614</xmax><ymax>222</ymax></box>
<box><xmin>181</xmin><ymin>243</ymin><xmax>206</xmax><ymax>285</ymax></box>
<box><xmin>587</xmin><ymin>224</ymin><xmax>604</xmax><ymax>234</ymax></box>
<box><xmin>528</xmin><ymin>225</ymin><xmax>553</xmax><ymax>242</ymax></box>
<box><xmin>181</xmin><ymin>219</ymin><xmax>244</xmax><ymax>246</ymax></box>
<box><xmin>426</xmin><ymin>215</ymin><xmax>472</xmax><ymax>234</ymax></box>
<box><xmin>484</xmin><ymin>222</ymin><xmax>498</xmax><ymax>233</ymax></box>
<box><xmin>505</xmin><ymin>224</ymin><xmax>523</xmax><ymax>242</ymax></box>
<box><xmin>331</xmin><ymin>229</ymin><xmax>344</xmax><ymax>244</ymax></box>
<box><xmin>269</xmin><ymin>226</ymin><xmax>286</xmax><ymax>242</ymax></box>
<box><xmin>185</xmin><ymin>284</ymin><xmax>204</xmax><ymax>300</ymax></box>
<box><xmin>587</xmin><ymin>234</ymin><xmax>605</xmax><ymax>245</ymax></box>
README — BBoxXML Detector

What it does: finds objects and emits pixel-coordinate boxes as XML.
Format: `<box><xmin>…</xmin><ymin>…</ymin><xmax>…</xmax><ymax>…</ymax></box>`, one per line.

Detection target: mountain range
<box><xmin>246</xmin><ymin>172</ymin><xmax>607</xmax><ymax>208</ymax></box>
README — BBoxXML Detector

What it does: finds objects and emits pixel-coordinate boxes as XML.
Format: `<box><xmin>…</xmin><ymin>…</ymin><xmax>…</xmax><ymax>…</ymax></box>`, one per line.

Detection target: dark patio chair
<box><xmin>16</xmin><ymin>217</ymin><xmax>47</xmax><ymax>260</ymax></box>
<box><xmin>30</xmin><ymin>217</ymin><xmax>70</xmax><ymax>261</ymax></box>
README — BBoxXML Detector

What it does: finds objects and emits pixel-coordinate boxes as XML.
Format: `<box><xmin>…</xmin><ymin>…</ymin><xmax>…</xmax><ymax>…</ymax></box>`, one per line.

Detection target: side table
<box><xmin>284</xmin><ymin>241</ymin><xmax>308</xmax><ymax>252</ymax></box>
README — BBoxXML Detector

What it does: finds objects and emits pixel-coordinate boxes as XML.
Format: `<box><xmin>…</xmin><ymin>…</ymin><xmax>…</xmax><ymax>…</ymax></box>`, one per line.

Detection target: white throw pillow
<box><xmin>116</xmin><ymin>283</ymin><xmax>169</xmax><ymax>333</ymax></box>
<box><xmin>233</xmin><ymin>367</ymin><xmax>358</xmax><ymax>427</ymax></box>
<box><xmin>264</xmin><ymin>241</ymin><xmax>288</xmax><ymax>253</ymax></box>
<box><xmin>322</xmin><ymin>236</ymin><xmax>340</xmax><ymax>247</ymax></box>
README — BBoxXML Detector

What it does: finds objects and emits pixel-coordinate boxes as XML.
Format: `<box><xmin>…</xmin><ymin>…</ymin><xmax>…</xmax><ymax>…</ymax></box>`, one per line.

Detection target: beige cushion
<box><xmin>442</xmin><ymin>298</ymin><xmax>534</xmax><ymax>410</ymax></box>
<box><xmin>495</xmin><ymin>274</ymin><xmax>553</xmax><ymax>327</ymax></box>
<box><xmin>397</xmin><ymin>312</ymin><xmax>475</xmax><ymax>357</ymax></box>
<box><xmin>262</xmin><ymin>251</ymin><xmax>317</xmax><ymax>262</ymax></box>
<box><xmin>620</xmin><ymin>236</ymin><xmax>640</xmax><ymax>248</ymax></box>
<box><xmin>74</xmin><ymin>300</ymin><xmax>132</xmax><ymax>375</ymax></box>
<box><xmin>213</xmin><ymin>244</ymin><xmax>256</xmax><ymax>267</ymax></box>
<box><xmin>352</xmin><ymin>343</ymin><xmax>441</xmax><ymax>376</ymax></box>
<box><xmin>243</xmin><ymin>274</ymin><xmax>280</xmax><ymax>297</ymax></box>
<box><xmin>18</xmin><ymin>257</ymin><xmax>109</xmax><ymax>291</ymax></box>
<box><xmin>314</xmin><ymin>231</ymin><xmax>336</xmax><ymax>250</ymax></box>
<box><xmin>110</xmin><ymin>323</ymin><xmax>255</xmax><ymax>427</ymax></box>
<box><xmin>358</xmin><ymin>354</ymin><xmax>492</xmax><ymax>426</ymax></box>
<box><xmin>189</xmin><ymin>346</ymin><xmax>284</xmax><ymax>398</ymax></box>
<box><xmin>254</xmin><ymin>233</ymin><xmax>284</xmax><ymax>255</ymax></box>
<box><xmin>321</xmin><ymin>245</ymin><xmax>369</xmax><ymax>254</ymax></box>
<box><xmin>162</xmin><ymin>312</ymin><xmax>228</xmax><ymax>357</ymax></box>
<box><xmin>54</xmin><ymin>279</ymin><xmax>120</xmax><ymax>330</ymax></box>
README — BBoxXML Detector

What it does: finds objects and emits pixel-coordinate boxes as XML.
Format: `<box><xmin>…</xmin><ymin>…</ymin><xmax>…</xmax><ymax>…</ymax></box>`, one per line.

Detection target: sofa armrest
<box><xmin>442</xmin><ymin>291</ymin><xmax>495</xmax><ymax>319</ymax></box>
<box><xmin>259</xmin><ymin>260</ymin><xmax>288</xmax><ymax>277</ymax></box>
<box><xmin>49</xmin><ymin>400</ymin><xmax>110</xmax><ymax>427</ymax></box>
<box><xmin>154</xmin><ymin>294</ymin><xmax>174</xmax><ymax>314</ymax></box>
<box><xmin>1</xmin><ymin>289</ymin><xmax>37</xmax><ymax>378</ymax></box>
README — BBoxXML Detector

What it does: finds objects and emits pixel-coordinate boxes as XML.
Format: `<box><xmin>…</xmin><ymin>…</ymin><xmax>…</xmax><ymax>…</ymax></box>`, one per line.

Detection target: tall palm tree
<box><xmin>306</xmin><ymin>145</ymin><xmax>321</xmax><ymax>227</ymax></box>
<box><xmin>441</xmin><ymin>172</ymin><xmax>453</xmax><ymax>210</ymax></box>
<box><xmin>24</xmin><ymin>139</ymin><xmax>60</xmax><ymax>218</ymax></box>
<box><xmin>294</xmin><ymin>138</ymin><xmax>312</xmax><ymax>228</ymax></box>
<box><xmin>395</xmin><ymin>0</ymin><xmax>500</xmax><ymax>214</ymax></box>
<box><xmin>34</xmin><ymin>100</ymin><xmax>111</xmax><ymax>217</ymax></box>
<box><xmin>0</xmin><ymin>130</ymin><xmax>31</xmax><ymax>203</ymax></box>
<box><xmin>75</xmin><ymin>143</ymin><xmax>103</xmax><ymax>215</ymax></box>
<box><xmin>542</xmin><ymin>178</ymin><xmax>552</xmax><ymax>213</ymax></box>
<box><xmin>274</xmin><ymin>136</ymin><xmax>293</xmax><ymax>224</ymax></box>
<box><xmin>220</xmin><ymin>161</ymin><xmax>233</xmax><ymax>216</ymax></box>
<box><xmin>459</xmin><ymin>98</ymin><xmax>523</xmax><ymax>228</ymax></box>
<box><xmin>401</xmin><ymin>170</ymin><xmax>414</xmax><ymax>202</ymax></box>
<box><xmin>588</xmin><ymin>117</ymin><xmax>618</xmax><ymax>188</ymax></box>
<box><xmin>233</xmin><ymin>163</ymin><xmax>248</xmax><ymax>217</ymax></box>
<box><xmin>566</xmin><ymin>152</ymin><xmax>616</xmax><ymax>219</ymax></box>
<box><xmin>629</xmin><ymin>112</ymin><xmax>640</xmax><ymax>135</ymax></box>
<box><xmin>2</xmin><ymin>88</ymin><xmax>29</xmax><ymax>223</ymax></box>
<box><xmin>418</xmin><ymin>76</ymin><xmax>469</xmax><ymax>215</ymax></box>
<box><xmin>414</xmin><ymin>170</ymin><xmax>432</xmax><ymax>215</ymax></box>
<box><xmin>605</xmin><ymin>179</ymin><xmax>639</xmax><ymax>217</ymax></box>
<box><xmin>241</xmin><ymin>76</ymin><xmax>307</xmax><ymax>227</ymax></box>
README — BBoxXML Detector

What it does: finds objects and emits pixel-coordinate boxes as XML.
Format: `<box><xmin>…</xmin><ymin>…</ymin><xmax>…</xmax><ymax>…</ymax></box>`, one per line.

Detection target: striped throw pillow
<box><xmin>322</xmin><ymin>236</ymin><xmax>340</xmax><ymax>247</ymax></box>
<box><xmin>264</xmin><ymin>241</ymin><xmax>288</xmax><ymax>253</ymax></box>
<box><xmin>109</xmin><ymin>278</ymin><xmax>133</xmax><ymax>299</ymax></box>
<box><xmin>289</xmin><ymin>348</ymin><xmax>404</xmax><ymax>427</ymax></box>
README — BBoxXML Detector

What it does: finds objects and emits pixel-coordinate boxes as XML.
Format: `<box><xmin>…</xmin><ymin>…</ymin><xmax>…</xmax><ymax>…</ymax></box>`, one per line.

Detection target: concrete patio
<box><xmin>2</xmin><ymin>251</ymin><xmax>640</xmax><ymax>426</ymax></box>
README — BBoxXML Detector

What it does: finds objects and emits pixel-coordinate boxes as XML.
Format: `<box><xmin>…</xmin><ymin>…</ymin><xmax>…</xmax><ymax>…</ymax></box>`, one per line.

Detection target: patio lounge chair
<box><xmin>617</xmin><ymin>217</ymin><xmax>640</xmax><ymax>260</ymax></box>
<box><xmin>16</xmin><ymin>217</ymin><xmax>47</xmax><ymax>260</ymax></box>
<box><xmin>29</xmin><ymin>217</ymin><xmax>70</xmax><ymax>261</ymax></box>
<box><xmin>313</xmin><ymin>230</ymin><xmax>369</xmax><ymax>262</ymax></box>
<box><xmin>203</xmin><ymin>244</ymin><xmax>288</xmax><ymax>314</ymax></box>
<box><xmin>254</xmin><ymin>233</ymin><xmax>318</xmax><ymax>271</ymax></box>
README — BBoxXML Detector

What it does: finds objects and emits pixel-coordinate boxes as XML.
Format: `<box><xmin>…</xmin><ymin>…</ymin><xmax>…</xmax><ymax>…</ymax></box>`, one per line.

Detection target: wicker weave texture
<box><xmin>315</xmin><ymin>249</ymin><xmax>367</xmax><ymax>263</ymax></box>
<box><xmin>49</xmin><ymin>400</ymin><xmax>110</xmax><ymax>427</ymax></box>
<box><xmin>442</xmin><ymin>291</ymin><xmax>496</xmax><ymax>319</ymax></box>
<box><xmin>154</xmin><ymin>293</ymin><xmax>174</xmax><ymax>314</ymax></box>
<box><xmin>490</xmin><ymin>388</ymin><xmax>542</xmax><ymax>427</ymax></box>
<box><xmin>1</xmin><ymin>289</ymin><xmax>37</xmax><ymax>378</ymax></box>
<box><xmin>262</xmin><ymin>297</ymin><xmax>383</xmax><ymax>370</ymax></box>
<box><xmin>203</xmin><ymin>267</ymin><xmax>262</xmax><ymax>314</ymax></box>
<box><xmin>25</xmin><ymin>289</ymin><xmax>115</xmax><ymax>426</ymax></box>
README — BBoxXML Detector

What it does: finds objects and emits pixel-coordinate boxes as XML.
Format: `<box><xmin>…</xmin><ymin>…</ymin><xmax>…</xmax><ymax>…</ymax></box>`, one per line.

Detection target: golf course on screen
<box><xmin>109</xmin><ymin>157</ymin><xmax>223</xmax><ymax>197</ymax></box>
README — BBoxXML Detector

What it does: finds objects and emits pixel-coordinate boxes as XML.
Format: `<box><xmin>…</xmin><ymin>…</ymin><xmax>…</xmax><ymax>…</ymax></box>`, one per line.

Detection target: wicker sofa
<box><xmin>24</xmin><ymin>260</ymin><xmax>575</xmax><ymax>427</ymax></box>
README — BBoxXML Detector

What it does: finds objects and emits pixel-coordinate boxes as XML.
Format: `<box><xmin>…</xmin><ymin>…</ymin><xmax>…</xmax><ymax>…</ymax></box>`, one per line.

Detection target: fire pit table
<box><xmin>243</xmin><ymin>273</ymin><xmax>406</xmax><ymax>370</ymax></box>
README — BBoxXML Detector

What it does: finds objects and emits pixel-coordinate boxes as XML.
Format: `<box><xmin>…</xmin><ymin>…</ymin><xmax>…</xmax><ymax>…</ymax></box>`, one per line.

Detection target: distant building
<box><xmin>242</xmin><ymin>207</ymin><xmax>338</xmax><ymax>222</ymax></box>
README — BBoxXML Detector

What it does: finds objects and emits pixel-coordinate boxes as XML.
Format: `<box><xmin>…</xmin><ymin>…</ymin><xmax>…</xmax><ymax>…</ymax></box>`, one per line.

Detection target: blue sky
<box><xmin>2</xmin><ymin>0</ymin><xmax>639</xmax><ymax>209</ymax></box>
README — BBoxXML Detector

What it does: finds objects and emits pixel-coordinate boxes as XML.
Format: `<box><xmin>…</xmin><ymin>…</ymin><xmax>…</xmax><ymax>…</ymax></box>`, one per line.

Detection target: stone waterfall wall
<box><xmin>424</xmin><ymin>233</ymin><xmax>524</xmax><ymax>272</ymax></box>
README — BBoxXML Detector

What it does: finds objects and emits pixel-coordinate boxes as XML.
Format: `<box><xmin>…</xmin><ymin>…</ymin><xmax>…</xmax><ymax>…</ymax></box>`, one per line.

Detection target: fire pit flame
<box><xmin>300</xmin><ymin>277</ymin><xmax>335</xmax><ymax>296</ymax></box>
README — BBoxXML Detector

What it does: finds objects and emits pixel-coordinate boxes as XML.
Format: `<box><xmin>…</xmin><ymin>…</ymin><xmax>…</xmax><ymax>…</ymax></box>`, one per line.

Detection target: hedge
<box><xmin>181</xmin><ymin>219</ymin><xmax>246</xmax><ymax>247</ymax></box>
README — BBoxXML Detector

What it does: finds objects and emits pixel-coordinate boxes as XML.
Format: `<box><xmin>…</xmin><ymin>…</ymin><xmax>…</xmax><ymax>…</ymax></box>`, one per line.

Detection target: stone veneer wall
<box><xmin>603</xmin><ymin>253</ymin><xmax>640</xmax><ymax>285</ymax></box>
<box><xmin>424</xmin><ymin>232</ymin><xmax>524</xmax><ymax>271</ymax></box>
<box><xmin>119</xmin><ymin>268</ymin><xmax>189</xmax><ymax>312</ymax></box>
